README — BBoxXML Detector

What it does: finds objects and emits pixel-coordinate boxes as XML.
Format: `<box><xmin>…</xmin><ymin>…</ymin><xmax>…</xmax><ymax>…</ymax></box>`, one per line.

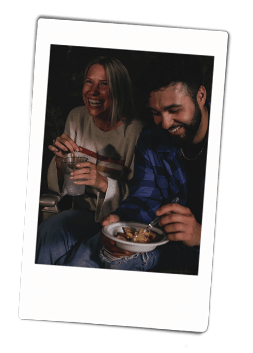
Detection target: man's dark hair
<box><xmin>144</xmin><ymin>53</ymin><xmax>204</xmax><ymax>102</ymax></box>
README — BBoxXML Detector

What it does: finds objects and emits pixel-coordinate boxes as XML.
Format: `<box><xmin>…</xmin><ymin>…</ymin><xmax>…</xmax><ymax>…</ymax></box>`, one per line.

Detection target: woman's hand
<box><xmin>100</xmin><ymin>232</ymin><xmax>134</xmax><ymax>258</ymax></box>
<box><xmin>70</xmin><ymin>161</ymin><xmax>109</xmax><ymax>193</ymax></box>
<box><xmin>101</xmin><ymin>214</ymin><xmax>120</xmax><ymax>226</ymax></box>
<box><xmin>48</xmin><ymin>133</ymin><xmax>80</xmax><ymax>168</ymax></box>
<box><xmin>100</xmin><ymin>214</ymin><xmax>134</xmax><ymax>258</ymax></box>
<box><xmin>156</xmin><ymin>203</ymin><xmax>201</xmax><ymax>247</ymax></box>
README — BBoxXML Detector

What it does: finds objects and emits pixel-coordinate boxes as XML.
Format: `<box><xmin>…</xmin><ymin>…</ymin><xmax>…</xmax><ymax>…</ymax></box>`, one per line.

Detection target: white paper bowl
<box><xmin>102</xmin><ymin>221</ymin><xmax>169</xmax><ymax>253</ymax></box>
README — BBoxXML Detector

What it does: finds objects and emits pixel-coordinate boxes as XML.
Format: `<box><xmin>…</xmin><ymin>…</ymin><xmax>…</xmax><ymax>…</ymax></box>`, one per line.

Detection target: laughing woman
<box><xmin>35</xmin><ymin>56</ymin><xmax>143</xmax><ymax>265</ymax></box>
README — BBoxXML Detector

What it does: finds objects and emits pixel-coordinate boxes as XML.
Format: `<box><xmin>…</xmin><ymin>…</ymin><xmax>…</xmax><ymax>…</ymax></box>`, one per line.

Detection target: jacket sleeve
<box><xmin>112</xmin><ymin>133</ymin><xmax>163</xmax><ymax>224</ymax></box>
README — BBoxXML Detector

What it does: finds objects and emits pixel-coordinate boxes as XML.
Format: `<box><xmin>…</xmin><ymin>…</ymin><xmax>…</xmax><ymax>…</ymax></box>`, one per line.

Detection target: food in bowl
<box><xmin>116</xmin><ymin>227</ymin><xmax>162</xmax><ymax>244</ymax></box>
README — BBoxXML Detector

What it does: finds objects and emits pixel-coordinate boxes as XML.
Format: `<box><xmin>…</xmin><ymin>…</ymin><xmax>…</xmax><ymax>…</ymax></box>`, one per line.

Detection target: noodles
<box><xmin>116</xmin><ymin>227</ymin><xmax>162</xmax><ymax>243</ymax></box>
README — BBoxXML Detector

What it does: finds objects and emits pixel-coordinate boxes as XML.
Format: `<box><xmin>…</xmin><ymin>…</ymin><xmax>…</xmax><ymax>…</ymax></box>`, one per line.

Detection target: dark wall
<box><xmin>40</xmin><ymin>45</ymin><xmax>214</xmax><ymax>195</ymax></box>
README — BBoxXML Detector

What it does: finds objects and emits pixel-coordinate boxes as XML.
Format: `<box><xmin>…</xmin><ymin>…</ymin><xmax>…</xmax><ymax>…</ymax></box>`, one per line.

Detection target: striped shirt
<box><xmin>47</xmin><ymin>106</ymin><xmax>143</xmax><ymax>221</ymax></box>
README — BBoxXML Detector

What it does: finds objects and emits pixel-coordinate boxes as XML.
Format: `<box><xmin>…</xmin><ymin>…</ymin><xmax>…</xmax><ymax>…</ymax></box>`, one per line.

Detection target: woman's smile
<box><xmin>82</xmin><ymin>63</ymin><xmax>111</xmax><ymax>120</ymax></box>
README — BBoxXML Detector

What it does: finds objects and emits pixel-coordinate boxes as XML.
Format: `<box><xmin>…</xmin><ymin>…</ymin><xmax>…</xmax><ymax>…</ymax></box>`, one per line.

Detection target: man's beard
<box><xmin>163</xmin><ymin>101</ymin><xmax>202</xmax><ymax>148</ymax></box>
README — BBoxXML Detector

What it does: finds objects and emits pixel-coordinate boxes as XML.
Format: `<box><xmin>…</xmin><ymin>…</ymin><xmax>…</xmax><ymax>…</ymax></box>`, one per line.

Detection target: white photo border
<box><xmin>19</xmin><ymin>18</ymin><xmax>228</xmax><ymax>332</ymax></box>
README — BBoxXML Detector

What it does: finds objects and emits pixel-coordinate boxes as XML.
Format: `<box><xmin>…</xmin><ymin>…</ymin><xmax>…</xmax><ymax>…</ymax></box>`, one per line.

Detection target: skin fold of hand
<box><xmin>156</xmin><ymin>203</ymin><xmax>201</xmax><ymax>247</ymax></box>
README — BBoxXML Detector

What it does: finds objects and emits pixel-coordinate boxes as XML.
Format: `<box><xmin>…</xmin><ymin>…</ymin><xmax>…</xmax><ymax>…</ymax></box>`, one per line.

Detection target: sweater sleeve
<box><xmin>47</xmin><ymin>112</ymin><xmax>75</xmax><ymax>196</ymax></box>
<box><xmin>95</xmin><ymin>177</ymin><xmax>129</xmax><ymax>222</ymax></box>
<box><xmin>47</xmin><ymin>156</ymin><xmax>60</xmax><ymax>194</ymax></box>
<box><xmin>94</xmin><ymin>138</ymin><xmax>135</xmax><ymax>222</ymax></box>
<box><xmin>94</xmin><ymin>122</ymin><xmax>142</xmax><ymax>223</ymax></box>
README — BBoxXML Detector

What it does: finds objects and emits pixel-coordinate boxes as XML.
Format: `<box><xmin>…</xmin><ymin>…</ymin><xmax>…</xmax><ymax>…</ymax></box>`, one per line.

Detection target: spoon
<box><xmin>146</xmin><ymin>197</ymin><xmax>180</xmax><ymax>232</ymax></box>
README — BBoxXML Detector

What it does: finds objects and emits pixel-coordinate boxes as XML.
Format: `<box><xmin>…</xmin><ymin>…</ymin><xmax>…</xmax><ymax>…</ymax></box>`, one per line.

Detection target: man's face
<box><xmin>149</xmin><ymin>83</ymin><xmax>202</xmax><ymax>147</ymax></box>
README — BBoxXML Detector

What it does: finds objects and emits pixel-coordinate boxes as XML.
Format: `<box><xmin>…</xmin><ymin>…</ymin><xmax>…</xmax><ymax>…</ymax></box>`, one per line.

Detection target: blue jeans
<box><xmin>35</xmin><ymin>210</ymin><xmax>102</xmax><ymax>265</ymax></box>
<box><xmin>56</xmin><ymin>240</ymin><xmax>198</xmax><ymax>273</ymax></box>
<box><xmin>100</xmin><ymin>242</ymin><xmax>199</xmax><ymax>273</ymax></box>
<box><xmin>53</xmin><ymin>231</ymin><xmax>162</xmax><ymax>271</ymax></box>
<box><xmin>36</xmin><ymin>211</ymin><xmax>199</xmax><ymax>273</ymax></box>
<box><xmin>100</xmin><ymin>246</ymin><xmax>163</xmax><ymax>271</ymax></box>
<box><xmin>55</xmin><ymin>231</ymin><xmax>104</xmax><ymax>268</ymax></box>
<box><xmin>36</xmin><ymin>208</ymin><xmax>162</xmax><ymax>270</ymax></box>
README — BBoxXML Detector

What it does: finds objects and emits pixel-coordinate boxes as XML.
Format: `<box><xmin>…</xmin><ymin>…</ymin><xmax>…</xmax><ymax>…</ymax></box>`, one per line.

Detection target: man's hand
<box><xmin>101</xmin><ymin>214</ymin><xmax>135</xmax><ymax>258</ymax></box>
<box><xmin>156</xmin><ymin>203</ymin><xmax>201</xmax><ymax>247</ymax></box>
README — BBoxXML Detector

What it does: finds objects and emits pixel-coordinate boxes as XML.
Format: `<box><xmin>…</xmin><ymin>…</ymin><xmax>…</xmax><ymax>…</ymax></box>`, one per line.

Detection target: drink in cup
<box><xmin>60</xmin><ymin>156</ymin><xmax>88</xmax><ymax>196</ymax></box>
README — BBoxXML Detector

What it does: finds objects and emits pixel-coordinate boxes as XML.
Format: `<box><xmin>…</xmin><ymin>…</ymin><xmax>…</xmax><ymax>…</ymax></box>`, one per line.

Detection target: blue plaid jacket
<box><xmin>114</xmin><ymin>124</ymin><xmax>191</xmax><ymax>224</ymax></box>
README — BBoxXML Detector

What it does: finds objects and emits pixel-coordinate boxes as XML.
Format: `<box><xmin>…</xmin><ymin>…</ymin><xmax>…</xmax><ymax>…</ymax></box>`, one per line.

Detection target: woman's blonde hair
<box><xmin>84</xmin><ymin>56</ymin><xmax>136</xmax><ymax>125</ymax></box>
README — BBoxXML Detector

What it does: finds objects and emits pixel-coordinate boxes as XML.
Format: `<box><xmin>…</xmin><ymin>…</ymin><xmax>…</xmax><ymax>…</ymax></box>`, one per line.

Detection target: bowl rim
<box><xmin>102</xmin><ymin>221</ymin><xmax>169</xmax><ymax>247</ymax></box>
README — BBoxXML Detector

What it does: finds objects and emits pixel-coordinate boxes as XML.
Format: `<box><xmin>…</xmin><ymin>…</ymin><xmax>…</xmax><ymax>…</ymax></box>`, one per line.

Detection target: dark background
<box><xmin>40</xmin><ymin>44</ymin><xmax>214</xmax><ymax>196</ymax></box>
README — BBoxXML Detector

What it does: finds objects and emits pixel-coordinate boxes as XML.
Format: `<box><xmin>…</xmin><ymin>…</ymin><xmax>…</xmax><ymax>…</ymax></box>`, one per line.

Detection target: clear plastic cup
<box><xmin>60</xmin><ymin>155</ymin><xmax>88</xmax><ymax>196</ymax></box>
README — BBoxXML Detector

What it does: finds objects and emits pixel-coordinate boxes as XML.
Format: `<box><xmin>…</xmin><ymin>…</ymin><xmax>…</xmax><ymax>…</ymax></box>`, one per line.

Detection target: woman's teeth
<box><xmin>89</xmin><ymin>99</ymin><xmax>103</xmax><ymax>106</ymax></box>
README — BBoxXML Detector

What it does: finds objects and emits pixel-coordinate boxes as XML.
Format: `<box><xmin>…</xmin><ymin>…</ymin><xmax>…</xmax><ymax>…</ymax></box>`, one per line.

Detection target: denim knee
<box><xmin>100</xmin><ymin>247</ymin><xmax>162</xmax><ymax>271</ymax></box>
<box><xmin>35</xmin><ymin>210</ymin><xmax>101</xmax><ymax>265</ymax></box>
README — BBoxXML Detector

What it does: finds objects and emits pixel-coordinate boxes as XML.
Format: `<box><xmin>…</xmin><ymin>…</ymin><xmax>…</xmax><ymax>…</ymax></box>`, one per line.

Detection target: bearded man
<box><xmin>100</xmin><ymin>54</ymin><xmax>210</xmax><ymax>274</ymax></box>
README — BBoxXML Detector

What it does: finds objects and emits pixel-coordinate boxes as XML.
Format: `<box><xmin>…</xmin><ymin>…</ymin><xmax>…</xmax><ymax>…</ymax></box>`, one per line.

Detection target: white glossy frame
<box><xmin>19</xmin><ymin>19</ymin><xmax>228</xmax><ymax>332</ymax></box>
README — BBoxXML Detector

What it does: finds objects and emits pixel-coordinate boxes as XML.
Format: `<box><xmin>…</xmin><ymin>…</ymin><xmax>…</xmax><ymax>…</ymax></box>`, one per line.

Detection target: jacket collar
<box><xmin>152</xmin><ymin>124</ymin><xmax>182</xmax><ymax>157</ymax></box>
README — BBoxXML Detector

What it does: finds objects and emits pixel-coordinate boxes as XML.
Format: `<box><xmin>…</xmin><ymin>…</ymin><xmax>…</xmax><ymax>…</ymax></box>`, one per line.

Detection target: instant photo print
<box><xmin>19</xmin><ymin>19</ymin><xmax>228</xmax><ymax>332</ymax></box>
